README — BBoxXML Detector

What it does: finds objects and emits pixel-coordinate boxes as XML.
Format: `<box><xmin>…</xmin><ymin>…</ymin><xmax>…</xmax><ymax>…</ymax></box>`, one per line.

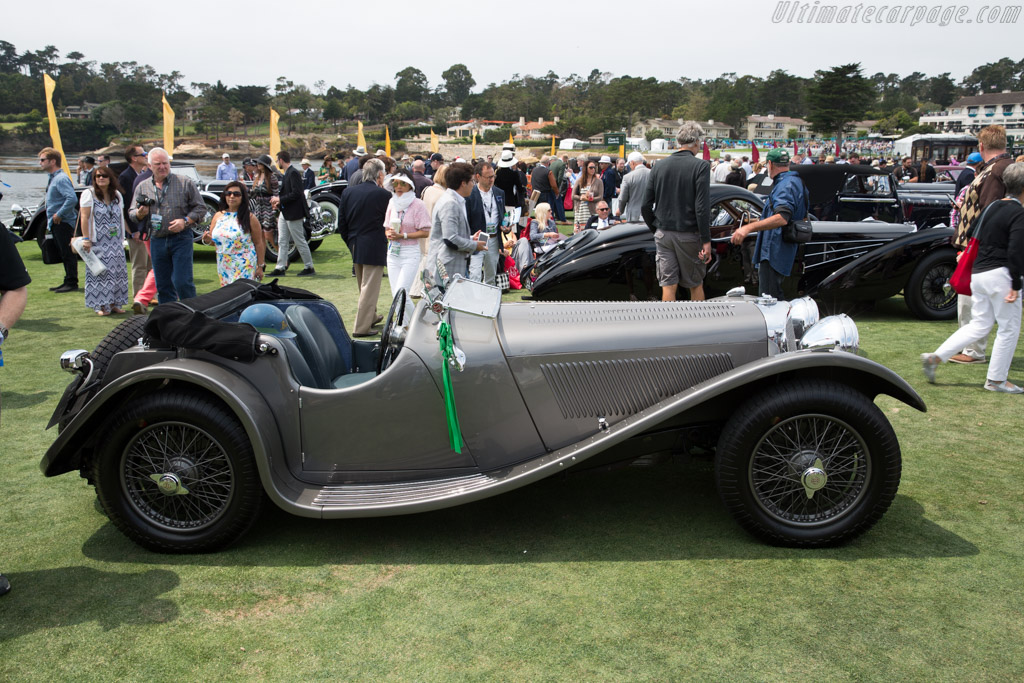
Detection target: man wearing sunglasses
<box><xmin>583</xmin><ymin>201</ymin><xmax>618</xmax><ymax>230</ymax></box>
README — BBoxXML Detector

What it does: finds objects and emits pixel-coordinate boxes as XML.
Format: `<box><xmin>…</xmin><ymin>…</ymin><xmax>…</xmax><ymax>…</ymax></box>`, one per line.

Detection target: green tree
<box><xmin>926</xmin><ymin>73</ymin><xmax>959</xmax><ymax>108</ymax></box>
<box><xmin>644</xmin><ymin>127</ymin><xmax>663</xmax><ymax>142</ymax></box>
<box><xmin>394</xmin><ymin>67</ymin><xmax>429</xmax><ymax>104</ymax></box>
<box><xmin>960</xmin><ymin>58</ymin><xmax>1023</xmax><ymax>95</ymax></box>
<box><xmin>441</xmin><ymin>64</ymin><xmax>475</xmax><ymax>106</ymax></box>
<box><xmin>807</xmin><ymin>64</ymin><xmax>874</xmax><ymax>148</ymax></box>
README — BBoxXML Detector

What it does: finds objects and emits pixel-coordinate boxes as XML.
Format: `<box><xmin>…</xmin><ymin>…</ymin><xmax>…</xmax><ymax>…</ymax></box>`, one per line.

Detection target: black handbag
<box><xmin>41</xmin><ymin>233</ymin><xmax>62</xmax><ymax>264</ymax></box>
<box><xmin>781</xmin><ymin>185</ymin><xmax>812</xmax><ymax>244</ymax></box>
<box><xmin>782</xmin><ymin>218</ymin><xmax>812</xmax><ymax>244</ymax></box>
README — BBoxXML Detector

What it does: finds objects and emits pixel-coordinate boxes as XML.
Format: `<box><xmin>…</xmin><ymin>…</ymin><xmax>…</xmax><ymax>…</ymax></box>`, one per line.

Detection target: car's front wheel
<box><xmin>91</xmin><ymin>391</ymin><xmax>263</xmax><ymax>553</ymax></box>
<box><xmin>715</xmin><ymin>380</ymin><xmax>901</xmax><ymax>547</ymax></box>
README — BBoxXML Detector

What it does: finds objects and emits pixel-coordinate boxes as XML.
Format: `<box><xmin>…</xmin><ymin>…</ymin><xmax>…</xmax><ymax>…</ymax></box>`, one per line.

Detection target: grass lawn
<box><xmin>2</xmin><ymin>235</ymin><xmax>1024</xmax><ymax>680</ymax></box>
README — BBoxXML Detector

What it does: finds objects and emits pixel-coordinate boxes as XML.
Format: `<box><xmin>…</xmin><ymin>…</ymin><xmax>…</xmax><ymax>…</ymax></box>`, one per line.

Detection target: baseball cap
<box><xmin>966</xmin><ymin>152</ymin><xmax>983</xmax><ymax>164</ymax></box>
<box><xmin>766</xmin><ymin>148</ymin><xmax>791</xmax><ymax>164</ymax></box>
<box><xmin>222</xmin><ymin>153</ymin><xmax>230</xmax><ymax>158</ymax></box>
<box><xmin>429</xmin><ymin>153</ymin><xmax>444</xmax><ymax>162</ymax></box>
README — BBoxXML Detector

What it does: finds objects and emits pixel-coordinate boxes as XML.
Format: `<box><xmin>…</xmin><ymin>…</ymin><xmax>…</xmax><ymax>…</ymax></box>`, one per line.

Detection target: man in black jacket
<box><xmin>338</xmin><ymin>158</ymin><xmax>391</xmax><ymax>336</ymax></box>
<box><xmin>466</xmin><ymin>161</ymin><xmax>506</xmax><ymax>285</ymax></box>
<box><xmin>269</xmin><ymin>151</ymin><xmax>314</xmax><ymax>277</ymax></box>
<box><xmin>641</xmin><ymin>122</ymin><xmax>712</xmax><ymax>301</ymax></box>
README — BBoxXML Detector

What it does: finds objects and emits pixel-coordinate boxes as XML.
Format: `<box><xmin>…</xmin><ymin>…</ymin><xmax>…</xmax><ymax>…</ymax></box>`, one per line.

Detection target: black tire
<box><xmin>715</xmin><ymin>380</ymin><xmax>901</xmax><ymax>547</ymax></box>
<box><xmin>90</xmin><ymin>315</ymin><xmax>148</xmax><ymax>382</ymax></box>
<box><xmin>904</xmin><ymin>249</ymin><xmax>957</xmax><ymax>321</ymax></box>
<box><xmin>264</xmin><ymin>225</ymin><xmax>313</xmax><ymax>263</ymax></box>
<box><xmin>91</xmin><ymin>391</ymin><xmax>263</xmax><ymax>553</ymax></box>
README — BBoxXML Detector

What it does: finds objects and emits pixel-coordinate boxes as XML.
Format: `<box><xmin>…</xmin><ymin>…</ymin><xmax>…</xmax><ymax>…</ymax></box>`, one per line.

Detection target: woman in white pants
<box><xmin>383</xmin><ymin>173</ymin><xmax>431</xmax><ymax>299</ymax></box>
<box><xmin>922</xmin><ymin>162</ymin><xmax>1024</xmax><ymax>393</ymax></box>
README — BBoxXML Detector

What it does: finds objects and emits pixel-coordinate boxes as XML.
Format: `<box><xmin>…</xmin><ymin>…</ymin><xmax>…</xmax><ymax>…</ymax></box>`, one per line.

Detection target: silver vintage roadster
<box><xmin>42</xmin><ymin>277</ymin><xmax>924</xmax><ymax>552</ymax></box>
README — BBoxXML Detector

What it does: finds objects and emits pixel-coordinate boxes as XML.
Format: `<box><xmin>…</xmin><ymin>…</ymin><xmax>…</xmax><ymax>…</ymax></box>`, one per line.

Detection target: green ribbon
<box><xmin>438</xmin><ymin>321</ymin><xmax>463</xmax><ymax>453</ymax></box>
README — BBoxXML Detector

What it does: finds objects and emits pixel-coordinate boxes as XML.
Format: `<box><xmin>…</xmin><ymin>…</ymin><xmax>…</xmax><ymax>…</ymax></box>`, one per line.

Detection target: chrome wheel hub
<box><xmin>801</xmin><ymin>459</ymin><xmax>828</xmax><ymax>499</ymax></box>
<box><xmin>150</xmin><ymin>472</ymin><xmax>190</xmax><ymax>496</ymax></box>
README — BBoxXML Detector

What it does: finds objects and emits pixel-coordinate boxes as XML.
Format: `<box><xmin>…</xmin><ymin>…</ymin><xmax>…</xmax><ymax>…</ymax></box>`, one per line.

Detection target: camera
<box><xmin>136</xmin><ymin>195</ymin><xmax>155</xmax><ymax>207</ymax></box>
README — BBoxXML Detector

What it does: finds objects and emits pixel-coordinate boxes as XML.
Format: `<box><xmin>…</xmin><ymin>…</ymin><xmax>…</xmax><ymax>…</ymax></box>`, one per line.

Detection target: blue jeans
<box><xmin>541</xmin><ymin>190</ymin><xmax>564</xmax><ymax>222</ymax></box>
<box><xmin>151</xmin><ymin>231</ymin><xmax>196</xmax><ymax>303</ymax></box>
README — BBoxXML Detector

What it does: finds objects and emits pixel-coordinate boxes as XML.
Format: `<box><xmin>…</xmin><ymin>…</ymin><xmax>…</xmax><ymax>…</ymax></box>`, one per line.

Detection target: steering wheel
<box><xmin>376</xmin><ymin>288</ymin><xmax>408</xmax><ymax>375</ymax></box>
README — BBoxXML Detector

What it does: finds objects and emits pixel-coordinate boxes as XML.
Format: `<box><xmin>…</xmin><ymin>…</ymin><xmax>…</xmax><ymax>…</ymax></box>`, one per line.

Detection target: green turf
<box><xmin>2</xmin><ymin>236</ymin><xmax>1024</xmax><ymax>680</ymax></box>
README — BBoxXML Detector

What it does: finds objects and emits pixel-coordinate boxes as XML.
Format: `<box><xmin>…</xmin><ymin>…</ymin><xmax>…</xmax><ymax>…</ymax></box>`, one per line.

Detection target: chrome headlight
<box><xmin>799</xmin><ymin>314</ymin><xmax>859</xmax><ymax>353</ymax></box>
<box><xmin>755</xmin><ymin>296</ymin><xmax>793</xmax><ymax>354</ymax></box>
<box><xmin>788</xmin><ymin>296</ymin><xmax>819</xmax><ymax>340</ymax></box>
<box><xmin>60</xmin><ymin>349</ymin><xmax>91</xmax><ymax>373</ymax></box>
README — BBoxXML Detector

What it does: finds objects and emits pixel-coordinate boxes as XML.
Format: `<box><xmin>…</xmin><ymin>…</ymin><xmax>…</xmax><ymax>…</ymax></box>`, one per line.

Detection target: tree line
<box><xmin>1</xmin><ymin>39</ymin><xmax>1022</xmax><ymax>148</ymax></box>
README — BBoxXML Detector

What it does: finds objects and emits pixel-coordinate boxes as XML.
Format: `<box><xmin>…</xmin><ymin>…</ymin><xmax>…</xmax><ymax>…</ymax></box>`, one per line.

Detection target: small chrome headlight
<box><xmin>60</xmin><ymin>349</ymin><xmax>91</xmax><ymax>373</ymax></box>
<box><xmin>788</xmin><ymin>296</ymin><xmax>820</xmax><ymax>340</ymax></box>
<box><xmin>799</xmin><ymin>315</ymin><xmax>859</xmax><ymax>353</ymax></box>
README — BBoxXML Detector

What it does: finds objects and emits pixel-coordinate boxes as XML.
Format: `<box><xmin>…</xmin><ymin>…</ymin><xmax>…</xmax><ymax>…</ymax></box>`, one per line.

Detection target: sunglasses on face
<box><xmin>597</xmin><ymin>207</ymin><xmax>609</xmax><ymax>211</ymax></box>
<box><xmin>224</xmin><ymin>191</ymin><xmax>243</xmax><ymax>197</ymax></box>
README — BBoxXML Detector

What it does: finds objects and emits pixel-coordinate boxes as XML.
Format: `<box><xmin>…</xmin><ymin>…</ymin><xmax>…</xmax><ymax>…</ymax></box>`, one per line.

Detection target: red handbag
<box><xmin>949</xmin><ymin>201</ymin><xmax>999</xmax><ymax>296</ymax></box>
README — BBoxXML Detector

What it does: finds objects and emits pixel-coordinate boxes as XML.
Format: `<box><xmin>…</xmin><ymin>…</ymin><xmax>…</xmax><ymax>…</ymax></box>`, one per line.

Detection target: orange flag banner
<box><xmin>269</xmin><ymin>108</ymin><xmax>281</xmax><ymax>160</ymax></box>
<box><xmin>162</xmin><ymin>93</ymin><xmax>175</xmax><ymax>157</ymax></box>
<box><xmin>43</xmin><ymin>74</ymin><xmax>71</xmax><ymax>177</ymax></box>
<box><xmin>385</xmin><ymin>126</ymin><xmax>391</xmax><ymax>157</ymax></box>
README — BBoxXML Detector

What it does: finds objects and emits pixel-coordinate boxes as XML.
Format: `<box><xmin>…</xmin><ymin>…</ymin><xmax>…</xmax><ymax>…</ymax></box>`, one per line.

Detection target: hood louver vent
<box><xmin>540</xmin><ymin>353</ymin><xmax>734</xmax><ymax>419</ymax></box>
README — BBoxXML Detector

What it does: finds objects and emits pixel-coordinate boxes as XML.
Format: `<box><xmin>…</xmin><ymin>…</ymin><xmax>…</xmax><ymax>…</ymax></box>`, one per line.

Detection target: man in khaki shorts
<box><xmin>640</xmin><ymin>122</ymin><xmax>712</xmax><ymax>300</ymax></box>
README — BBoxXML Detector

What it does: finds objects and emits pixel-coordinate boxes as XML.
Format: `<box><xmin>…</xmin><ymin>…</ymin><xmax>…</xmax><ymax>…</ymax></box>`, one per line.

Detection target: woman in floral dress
<box><xmin>203</xmin><ymin>181</ymin><xmax>266</xmax><ymax>286</ymax></box>
<box><xmin>78</xmin><ymin>166</ymin><xmax>129</xmax><ymax>315</ymax></box>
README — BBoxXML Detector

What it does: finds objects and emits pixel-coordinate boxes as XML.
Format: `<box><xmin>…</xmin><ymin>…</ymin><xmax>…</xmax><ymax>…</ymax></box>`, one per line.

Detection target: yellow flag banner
<box><xmin>357</xmin><ymin>121</ymin><xmax>367</xmax><ymax>150</ymax></box>
<box><xmin>42</xmin><ymin>74</ymin><xmax>71</xmax><ymax>178</ymax></box>
<box><xmin>619</xmin><ymin>143</ymin><xmax>625</xmax><ymax>161</ymax></box>
<box><xmin>269</xmin><ymin>108</ymin><xmax>281</xmax><ymax>160</ymax></box>
<box><xmin>430</xmin><ymin>129</ymin><xmax>439</xmax><ymax>154</ymax></box>
<box><xmin>162</xmin><ymin>93</ymin><xmax>175</xmax><ymax>157</ymax></box>
<box><xmin>551</xmin><ymin>134</ymin><xmax>556</xmax><ymax>156</ymax></box>
<box><xmin>508</xmin><ymin>130</ymin><xmax>514</xmax><ymax>145</ymax></box>
<box><xmin>471</xmin><ymin>131</ymin><xmax>476</xmax><ymax>160</ymax></box>
<box><xmin>385</xmin><ymin>126</ymin><xmax>391</xmax><ymax>157</ymax></box>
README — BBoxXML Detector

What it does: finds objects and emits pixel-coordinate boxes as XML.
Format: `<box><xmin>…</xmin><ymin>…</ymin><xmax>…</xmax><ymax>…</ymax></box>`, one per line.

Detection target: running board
<box><xmin>313</xmin><ymin>472</ymin><xmax>498</xmax><ymax>510</ymax></box>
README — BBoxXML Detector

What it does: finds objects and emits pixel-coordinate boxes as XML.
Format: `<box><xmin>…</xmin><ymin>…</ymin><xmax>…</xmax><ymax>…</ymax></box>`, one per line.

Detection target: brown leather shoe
<box><xmin>949</xmin><ymin>353</ymin><xmax>986</xmax><ymax>364</ymax></box>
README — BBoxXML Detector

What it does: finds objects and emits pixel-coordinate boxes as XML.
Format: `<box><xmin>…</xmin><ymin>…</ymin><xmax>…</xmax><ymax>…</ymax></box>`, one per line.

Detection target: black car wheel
<box><xmin>264</xmin><ymin>225</ymin><xmax>318</xmax><ymax>262</ymax></box>
<box><xmin>90</xmin><ymin>315</ymin><xmax>148</xmax><ymax>382</ymax></box>
<box><xmin>194</xmin><ymin>198</ymin><xmax>219</xmax><ymax>241</ymax></box>
<box><xmin>904</xmin><ymin>249</ymin><xmax>957</xmax><ymax>321</ymax></box>
<box><xmin>715</xmin><ymin>380</ymin><xmax>901</xmax><ymax>547</ymax></box>
<box><xmin>92</xmin><ymin>391</ymin><xmax>263</xmax><ymax>553</ymax></box>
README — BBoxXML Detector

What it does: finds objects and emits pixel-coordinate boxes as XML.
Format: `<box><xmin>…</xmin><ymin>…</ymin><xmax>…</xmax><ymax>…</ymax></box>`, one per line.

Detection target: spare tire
<box><xmin>90</xmin><ymin>315</ymin><xmax>149</xmax><ymax>383</ymax></box>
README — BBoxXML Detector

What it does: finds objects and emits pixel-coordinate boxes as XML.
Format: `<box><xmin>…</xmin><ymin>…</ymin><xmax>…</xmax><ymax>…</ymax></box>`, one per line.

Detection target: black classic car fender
<box><xmin>808</xmin><ymin>227</ymin><xmax>956</xmax><ymax>318</ymax></box>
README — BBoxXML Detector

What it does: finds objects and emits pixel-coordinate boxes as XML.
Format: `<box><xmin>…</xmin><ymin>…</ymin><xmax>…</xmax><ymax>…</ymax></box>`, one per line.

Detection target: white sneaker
<box><xmin>921</xmin><ymin>353</ymin><xmax>939</xmax><ymax>384</ymax></box>
<box><xmin>984</xmin><ymin>380</ymin><xmax>1024</xmax><ymax>394</ymax></box>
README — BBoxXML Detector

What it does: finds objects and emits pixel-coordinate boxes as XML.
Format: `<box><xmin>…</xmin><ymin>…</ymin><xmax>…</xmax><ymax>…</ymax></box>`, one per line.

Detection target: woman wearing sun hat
<box><xmin>384</xmin><ymin>172</ymin><xmax>432</xmax><ymax>298</ymax></box>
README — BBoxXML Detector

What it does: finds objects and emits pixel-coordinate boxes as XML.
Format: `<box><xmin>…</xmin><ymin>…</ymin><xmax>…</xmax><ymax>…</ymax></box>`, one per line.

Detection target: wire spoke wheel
<box><xmin>716</xmin><ymin>380</ymin><xmax>901</xmax><ymax>547</ymax></box>
<box><xmin>120</xmin><ymin>421</ymin><xmax>235</xmax><ymax>532</ymax></box>
<box><xmin>749</xmin><ymin>414</ymin><xmax>869</xmax><ymax>526</ymax></box>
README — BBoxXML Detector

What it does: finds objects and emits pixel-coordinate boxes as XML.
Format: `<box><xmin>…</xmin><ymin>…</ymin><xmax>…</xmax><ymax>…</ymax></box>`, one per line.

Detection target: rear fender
<box><xmin>807</xmin><ymin>227</ymin><xmax>953</xmax><ymax>300</ymax></box>
<box><xmin>40</xmin><ymin>360</ymin><xmax>301</xmax><ymax>508</ymax></box>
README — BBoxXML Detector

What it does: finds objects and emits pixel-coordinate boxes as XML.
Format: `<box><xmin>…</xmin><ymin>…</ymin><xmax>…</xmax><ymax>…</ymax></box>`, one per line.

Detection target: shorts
<box><xmin>655</xmin><ymin>230</ymin><xmax>705</xmax><ymax>288</ymax></box>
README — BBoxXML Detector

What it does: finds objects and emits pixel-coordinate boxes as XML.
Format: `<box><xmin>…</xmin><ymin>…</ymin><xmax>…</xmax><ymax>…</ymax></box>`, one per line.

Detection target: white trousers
<box><xmin>957</xmin><ymin>293</ymin><xmax>987</xmax><ymax>359</ymax></box>
<box><xmin>387</xmin><ymin>242</ymin><xmax>422</xmax><ymax>300</ymax></box>
<box><xmin>935</xmin><ymin>267</ymin><xmax>1021</xmax><ymax>382</ymax></box>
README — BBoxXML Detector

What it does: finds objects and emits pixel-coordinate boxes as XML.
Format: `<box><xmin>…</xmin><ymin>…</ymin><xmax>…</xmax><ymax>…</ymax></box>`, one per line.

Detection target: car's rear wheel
<box><xmin>904</xmin><ymin>249</ymin><xmax>957</xmax><ymax>321</ymax></box>
<box><xmin>715</xmin><ymin>380</ymin><xmax>901</xmax><ymax>547</ymax></box>
<box><xmin>90</xmin><ymin>315</ymin><xmax>148</xmax><ymax>383</ymax></box>
<box><xmin>91</xmin><ymin>391</ymin><xmax>263</xmax><ymax>553</ymax></box>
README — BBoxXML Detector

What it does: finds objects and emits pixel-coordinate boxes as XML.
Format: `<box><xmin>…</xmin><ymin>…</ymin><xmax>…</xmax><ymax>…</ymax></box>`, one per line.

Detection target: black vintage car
<box><xmin>526</xmin><ymin>183</ymin><xmax>957</xmax><ymax>320</ymax></box>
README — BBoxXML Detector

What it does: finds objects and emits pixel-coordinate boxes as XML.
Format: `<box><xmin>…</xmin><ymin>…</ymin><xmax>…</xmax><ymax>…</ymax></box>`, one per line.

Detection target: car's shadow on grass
<box><xmin>14</xmin><ymin>317</ymin><xmax>69</xmax><ymax>334</ymax></box>
<box><xmin>0</xmin><ymin>567</ymin><xmax>179</xmax><ymax>642</ymax></box>
<box><xmin>0</xmin><ymin>389</ymin><xmax>55</xmax><ymax>410</ymax></box>
<box><xmin>81</xmin><ymin>463</ymin><xmax>977</xmax><ymax>566</ymax></box>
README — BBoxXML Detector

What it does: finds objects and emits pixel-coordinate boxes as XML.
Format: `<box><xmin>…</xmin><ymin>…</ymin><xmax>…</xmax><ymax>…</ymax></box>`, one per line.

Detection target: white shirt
<box><xmin>479</xmin><ymin>187</ymin><xmax>498</xmax><ymax>227</ymax></box>
<box><xmin>713</xmin><ymin>161</ymin><xmax>732</xmax><ymax>183</ymax></box>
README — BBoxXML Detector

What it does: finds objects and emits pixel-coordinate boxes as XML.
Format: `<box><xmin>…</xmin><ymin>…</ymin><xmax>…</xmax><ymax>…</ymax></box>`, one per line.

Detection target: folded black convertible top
<box><xmin>143</xmin><ymin>279</ymin><xmax>321</xmax><ymax>362</ymax></box>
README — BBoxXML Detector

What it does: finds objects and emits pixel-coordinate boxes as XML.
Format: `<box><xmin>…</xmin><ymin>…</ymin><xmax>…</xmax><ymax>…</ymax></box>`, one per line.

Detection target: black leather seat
<box><xmin>285</xmin><ymin>306</ymin><xmax>374</xmax><ymax>389</ymax></box>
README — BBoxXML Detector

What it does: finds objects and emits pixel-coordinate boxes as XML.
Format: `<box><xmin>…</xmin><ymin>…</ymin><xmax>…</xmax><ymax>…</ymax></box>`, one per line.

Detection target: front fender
<box><xmin>807</xmin><ymin>227</ymin><xmax>953</xmax><ymax>302</ymax></box>
<box><xmin>40</xmin><ymin>361</ymin><xmax>289</xmax><ymax>498</ymax></box>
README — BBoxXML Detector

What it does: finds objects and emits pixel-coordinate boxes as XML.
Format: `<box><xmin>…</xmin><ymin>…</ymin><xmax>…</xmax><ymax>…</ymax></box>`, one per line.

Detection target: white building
<box><xmin>744</xmin><ymin>115</ymin><xmax>815</xmax><ymax>141</ymax></box>
<box><xmin>919</xmin><ymin>92</ymin><xmax>1024</xmax><ymax>139</ymax></box>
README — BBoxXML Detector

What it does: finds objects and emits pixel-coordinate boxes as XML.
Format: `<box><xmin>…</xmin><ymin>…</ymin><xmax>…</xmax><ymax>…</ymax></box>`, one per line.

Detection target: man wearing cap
<box><xmin>466</xmin><ymin>161</ymin><xmax>507</xmax><ymax>284</ymax></box>
<box><xmin>955</xmin><ymin>152</ymin><xmax>984</xmax><ymax>194</ymax></box>
<box><xmin>426</xmin><ymin>153</ymin><xmax>444</xmax><ymax>179</ymax></box>
<box><xmin>616</xmin><ymin>152</ymin><xmax>650</xmax><ymax>223</ymax></box>
<box><xmin>241</xmin><ymin>158</ymin><xmax>257</xmax><ymax>182</ymax></box>
<box><xmin>216</xmin><ymin>153</ymin><xmax>237</xmax><ymax>181</ymax></box>
<box><xmin>341</xmin><ymin>146</ymin><xmax>367</xmax><ymax>181</ymax></box>
<box><xmin>300</xmin><ymin>158</ymin><xmax>316</xmax><ymax>190</ymax></box>
<box><xmin>730</xmin><ymin>147</ymin><xmax>809</xmax><ymax>300</ymax></box>
<box><xmin>494</xmin><ymin>149</ymin><xmax>524</xmax><ymax>210</ymax></box>
<box><xmin>599</xmin><ymin>156</ymin><xmax>617</xmax><ymax>204</ymax></box>
<box><xmin>641</xmin><ymin>122</ymin><xmax>712</xmax><ymax>302</ymax></box>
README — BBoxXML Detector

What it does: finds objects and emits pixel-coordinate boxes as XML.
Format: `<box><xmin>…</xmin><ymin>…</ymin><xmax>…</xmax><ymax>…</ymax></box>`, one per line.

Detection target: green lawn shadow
<box><xmin>80</xmin><ymin>465</ymin><xmax>976</xmax><ymax>567</ymax></box>
<box><xmin>0</xmin><ymin>567</ymin><xmax>179</xmax><ymax>643</ymax></box>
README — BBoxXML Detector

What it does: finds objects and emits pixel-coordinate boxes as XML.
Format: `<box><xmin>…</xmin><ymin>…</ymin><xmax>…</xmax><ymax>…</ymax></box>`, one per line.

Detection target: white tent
<box><xmin>893</xmin><ymin>134</ymin><xmax>922</xmax><ymax>158</ymax></box>
<box><xmin>559</xmin><ymin>138</ymin><xmax>586</xmax><ymax>150</ymax></box>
